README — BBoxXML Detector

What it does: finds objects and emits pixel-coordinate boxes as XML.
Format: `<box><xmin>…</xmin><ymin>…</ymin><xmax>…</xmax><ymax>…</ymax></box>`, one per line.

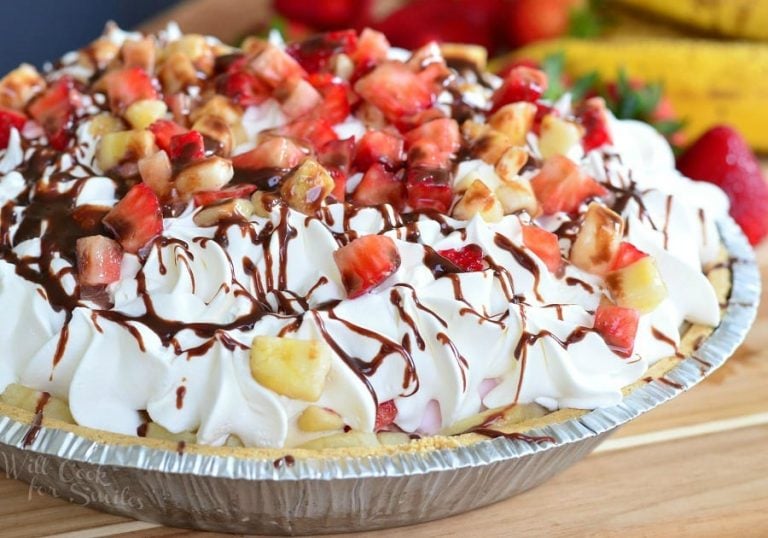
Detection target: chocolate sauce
<box><xmin>657</xmin><ymin>377</ymin><xmax>684</xmax><ymax>390</ymax></box>
<box><xmin>176</xmin><ymin>386</ymin><xmax>187</xmax><ymax>410</ymax></box>
<box><xmin>493</xmin><ymin>233</ymin><xmax>544</xmax><ymax>302</ymax></box>
<box><xmin>651</xmin><ymin>327</ymin><xmax>684</xmax><ymax>358</ymax></box>
<box><xmin>21</xmin><ymin>392</ymin><xmax>51</xmax><ymax>447</ymax></box>
<box><xmin>230</xmin><ymin>167</ymin><xmax>290</xmax><ymax>191</ymax></box>
<box><xmin>273</xmin><ymin>455</ymin><xmax>295</xmax><ymax>469</ymax></box>
<box><xmin>469</xmin><ymin>428</ymin><xmax>555</xmax><ymax>445</ymax></box>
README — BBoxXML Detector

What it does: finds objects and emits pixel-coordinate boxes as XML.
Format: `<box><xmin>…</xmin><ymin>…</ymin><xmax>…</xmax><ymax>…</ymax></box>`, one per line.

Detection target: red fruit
<box><xmin>521</xmin><ymin>225</ymin><xmax>562</xmax><ymax>273</ymax></box>
<box><xmin>274</xmin><ymin>0</ymin><xmax>372</xmax><ymax>31</ymax></box>
<box><xmin>232</xmin><ymin>136</ymin><xmax>305</xmax><ymax>170</ymax></box>
<box><xmin>286</xmin><ymin>30</ymin><xmax>358</xmax><ymax>74</ymax></box>
<box><xmin>148</xmin><ymin>119</ymin><xmax>188</xmax><ymax>153</ymax></box>
<box><xmin>611</xmin><ymin>242</ymin><xmax>647</xmax><ymax>271</ymax></box>
<box><xmin>76</xmin><ymin>235</ymin><xmax>123</xmax><ymax>286</ymax></box>
<box><xmin>437</xmin><ymin>244</ymin><xmax>484</xmax><ymax>272</ymax></box>
<box><xmin>374</xmin><ymin>399</ymin><xmax>398</xmax><ymax>430</ymax></box>
<box><xmin>351</xmin><ymin>163</ymin><xmax>406</xmax><ymax>209</ymax></box>
<box><xmin>333</xmin><ymin>234</ymin><xmax>401</xmax><ymax>298</ymax></box>
<box><xmin>27</xmin><ymin>76</ymin><xmax>79</xmax><ymax>151</ymax></box>
<box><xmin>103</xmin><ymin>183</ymin><xmax>164</xmax><ymax>254</ymax></box>
<box><xmin>677</xmin><ymin>125</ymin><xmax>768</xmax><ymax>245</ymax></box>
<box><xmin>0</xmin><ymin>106</ymin><xmax>26</xmax><ymax>149</ymax></box>
<box><xmin>248</xmin><ymin>45</ymin><xmax>307</xmax><ymax>89</ymax></box>
<box><xmin>354</xmin><ymin>129</ymin><xmax>404</xmax><ymax>171</ymax></box>
<box><xmin>593</xmin><ymin>304</ymin><xmax>640</xmax><ymax>357</ymax></box>
<box><xmin>307</xmin><ymin>73</ymin><xmax>350</xmax><ymax>125</ymax></box>
<box><xmin>404</xmin><ymin>118</ymin><xmax>460</xmax><ymax>169</ymax></box>
<box><xmin>104</xmin><ymin>67</ymin><xmax>159</xmax><ymax>114</ymax></box>
<box><xmin>169</xmin><ymin>130</ymin><xmax>205</xmax><ymax>162</ymax></box>
<box><xmin>193</xmin><ymin>184</ymin><xmax>258</xmax><ymax>207</ymax></box>
<box><xmin>354</xmin><ymin>62</ymin><xmax>436</xmax><ymax>122</ymax></box>
<box><xmin>492</xmin><ymin>66</ymin><xmax>548</xmax><ymax>112</ymax></box>
<box><xmin>503</xmin><ymin>0</ymin><xmax>581</xmax><ymax>47</ymax></box>
<box><xmin>350</xmin><ymin>28</ymin><xmax>390</xmax><ymax>73</ymax></box>
<box><xmin>216</xmin><ymin>70</ymin><xmax>270</xmax><ymax>107</ymax></box>
<box><xmin>318</xmin><ymin>137</ymin><xmax>355</xmax><ymax>200</ymax></box>
<box><xmin>580</xmin><ymin>97</ymin><xmax>613</xmax><ymax>152</ymax></box>
<box><xmin>279</xmin><ymin>78</ymin><xmax>324</xmax><ymax>119</ymax></box>
<box><xmin>406</xmin><ymin>167</ymin><xmax>453</xmax><ymax>213</ymax></box>
<box><xmin>280</xmin><ymin>117</ymin><xmax>338</xmax><ymax>149</ymax></box>
<box><xmin>530</xmin><ymin>155</ymin><xmax>607</xmax><ymax>214</ymax></box>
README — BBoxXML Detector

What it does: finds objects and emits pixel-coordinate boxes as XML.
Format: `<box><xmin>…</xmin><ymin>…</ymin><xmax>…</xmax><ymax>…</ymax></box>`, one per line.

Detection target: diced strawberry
<box><xmin>104</xmin><ymin>67</ymin><xmax>159</xmax><ymax>114</ymax></box>
<box><xmin>333</xmin><ymin>234</ymin><xmax>401</xmax><ymax>298</ymax></box>
<box><xmin>169</xmin><ymin>130</ymin><xmax>205</xmax><ymax>162</ymax></box>
<box><xmin>374</xmin><ymin>399</ymin><xmax>398</xmax><ymax>430</ymax></box>
<box><xmin>492</xmin><ymin>66</ymin><xmax>548</xmax><ymax>112</ymax></box>
<box><xmin>354</xmin><ymin>62</ymin><xmax>435</xmax><ymax>122</ymax></box>
<box><xmin>307</xmin><ymin>73</ymin><xmax>350</xmax><ymax>125</ymax></box>
<box><xmin>278</xmin><ymin>77</ymin><xmax>323</xmax><ymax>119</ymax></box>
<box><xmin>352</xmin><ymin>163</ymin><xmax>406</xmax><ymax>209</ymax></box>
<box><xmin>148</xmin><ymin>119</ymin><xmax>188</xmax><ymax>153</ymax></box>
<box><xmin>329</xmin><ymin>167</ymin><xmax>347</xmax><ymax>201</ymax></box>
<box><xmin>593</xmin><ymin>304</ymin><xmax>640</xmax><ymax>357</ymax></box>
<box><xmin>611</xmin><ymin>242</ymin><xmax>648</xmax><ymax>271</ymax></box>
<box><xmin>0</xmin><ymin>106</ymin><xmax>26</xmax><ymax>149</ymax></box>
<box><xmin>76</xmin><ymin>235</ymin><xmax>123</xmax><ymax>286</ymax></box>
<box><xmin>533</xmin><ymin>103</ymin><xmax>556</xmax><ymax>135</ymax></box>
<box><xmin>530</xmin><ymin>155</ymin><xmax>607</xmax><ymax>214</ymax></box>
<box><xmin>280</xmin><ymin>117</ymin><xmax>338</xmax><ymax>149</ymax></box>
<box><xmin>165</xmin><ymin>92</ymin><xmax>192</xmax><ymax>124</ymax></box>
<box><xmin>354</xmin><ymin>129</ymin><xmax>404</xmax><ymax>171</ymax></box>
<box><xmin>103</xmin><ymin>183</ymin><xmax>163</xmax><ymax>254</ymax></box>
<box><xmin>521</xmin><ymin>225</ymin><xmax>563</xmax><ymax>273</ymax></box>
<box><xmin>232</xmin><ymin>136</ymin><xmax>305</xmax><ymax>170</ymax></box>
<box><xmin>404</xmin><ymin>118</ymin><xmax>460</xmax><ymax>168</ymax></box>
<box><xmin>437</xmin><ymin>244</ymin><xmax>484</xmax><ymax>271</ymax></box>
<box><xmin>249</xmin><ymin>45</ymin><xmax>307</xmax><ymax>89</ymax></box>
<box><xmin>405</xmin><ymin>167</ymin><xmax>453</xmax><ymax>213</ymax></box>
<box><xmin>286</xmin><ymin>30</ymin><xmax>358</xmax><ymax>73</ymax></box>
<box><xmin>350</xmin><ymin>28</ymin><xmax>390</xmax><ymax>78</ymax></box>
<box><xmin>193</xmin><ymin>184</ymin><xmax>258</xmax><ymax>207</ymax></box>
<box><xmin>318</xmin><ymin>137</ymin><xmax>355</xmax><ymax>201</ymax></box>
<box><xmin>27</xmin><ymin>76</ymin><xmax>78</xmax><ymax>151</ymax></box>
<box><xmin>580</xmin><ymin>97</ymin><xmax>613</xmax><ymax>152</ymax></box>
<box><xmin>216</xmin><ymin>70</ymin><xmax>270</xmax><ymax>107</ymax></box>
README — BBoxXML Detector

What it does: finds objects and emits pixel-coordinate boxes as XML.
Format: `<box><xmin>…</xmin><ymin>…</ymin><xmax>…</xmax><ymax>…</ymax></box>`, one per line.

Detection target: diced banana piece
<box><xmin>0</xmin><ymin>64</ymin><xmax>46</xmax><ymax>110</ymax></box>
<box><xmin>144</xmin><ymin>422</ymin><xmax>197</xmax><ymax>444</ymax></box>
<box><xmin>88</xmin><ymin>113</ymin><xmax>125</xmax><ymax>137</ymax></box>
<box><xmin>249</xmin><ymin>336</ymin><xmax>332</xmax><ymax>402</ymax></box>
<box><xmin>96</xmin><ymin>129</ymin><xmax>156</xmax><ymax>172</ymax></box>
<box><xmin>489</xmin><ymin>102</ymin><xmax>536</xmax><ymax>146</ymax></box>
<box><xmin>176</xmin><ymin>156</ymin><xmax>234</xmax><ymax>195</ymax></box>
<box><xmin>280</xmin><ymin>159</ymin><xmax>335</xmax><ymax>214</ymax></box>
<box><xmin>164</xmin><ymin>34</ymin><xmax>213</xmax><ymax>74</ymax></box>
<box><xmin>494</xmin><ymin>146</ymin><xmax>529</xmax><ymax>183</ymax></box>
<box><xmin>377</xmin><ymin>432</ymin><xmax>413</xmax><ymax>446</ymax></box>
<box><xmin>0</xmin><ymin>383</ymin><xmax>74</xmax><ymax>423</ymax></box>
<box><xmin>439</xmin><ymin>43</ymin><xmax>488</xmax><ymax>71</ymax></box>
<box><xmin>81</xmin><ymin>37</ymin><xmax>120</xmax><ymax>71</ymax></box>
<box><xmin>193</xmin><ymin>198</ymin><xmax>254</xmax><ymax>226</ymax></box>
<box><xmin>122</xmin><ymin>36</ymin><xmax>156</xmax><ymax>73</ymax></box>
<box><xmin>606</xmin><ymin>256</ymin><xmax>668</xmax><ymax>313</ymax></box>
<box><xmin>191</xmin><ymin>95</ymin><xmax>243</xmax><ymax>126</ymax></box>
<box><xmin>571</xmin><ymin>202</ymin><xmax>624</xmax><ymax>275</ymax></box>
<box><xmin>454</xmin><ymin>168</ymin><xmax>500</xmax><ymax>193</ymax></box>
<box><xmin>452</xmin><ymin>179</ymin><xmax>503</xmax><ymax>222</ymax></box>
<box><xmin>472</xmin><ymin>130</ymin><xmax>514</xmax><ymax>165</ymax></box>
<box><xmin>440</xmin><ymin>403</ymin><xmax>549</xmax><ymax>436</ymax></box>
<box><xmin>124</xmin><ymin>99</ymin><xmax>167</xmax><ymax>130</ymax></box>
<box><xmin>298</xmin><ymin>431</ymin><xmax>380</xmax><ymax>450</ymax></box>
<box><xmin>159</xmin><ymin>52</ymin><xmax>198</xmax><ymax>94</ymax></box>
<box><xmin>138</xmin><ymin>150</ymin><xmax>173</xmax><ymax>197</ymax></box>
<box><xmin>251</xmin><ymin>191</ymin><xmax>283</xmax><ymax>217</ymax></box>
<box><xmin>496</xmin><ymin>177</ymin><xmax>539</xmax><ymax>216</ymax></box>
<box><xmin>192</xmin><ymin>114</ymin><xmax>234</xmax><ymax>156</ymax></box>
<box><xmin>538</xmin><ymin>114</ymin><xmax>583</xmax><ymax>159</ymax></box>
<box><xmin>297</xmin><ymin>405</ymin><xmax>344</xmax><ymax>432</ymax></box>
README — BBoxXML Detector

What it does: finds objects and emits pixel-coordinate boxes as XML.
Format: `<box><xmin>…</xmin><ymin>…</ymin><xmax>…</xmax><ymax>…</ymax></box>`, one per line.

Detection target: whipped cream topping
<box><xmin>0</xmin><ymin>26</ymin><xmax>727</xmax><ymax>448</ymax></box>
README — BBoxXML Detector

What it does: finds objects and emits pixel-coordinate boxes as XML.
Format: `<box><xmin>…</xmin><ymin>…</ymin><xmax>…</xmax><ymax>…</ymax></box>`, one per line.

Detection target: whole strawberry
<box><xmin>677</xmin><ymin>125</ymin><xmax>768</xmax><ymax>245</ymax></box>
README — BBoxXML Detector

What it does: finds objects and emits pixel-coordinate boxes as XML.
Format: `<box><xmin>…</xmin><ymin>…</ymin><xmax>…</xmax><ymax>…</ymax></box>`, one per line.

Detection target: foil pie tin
<box><xmin>0</xmin><ymin>216</ymin><xmax>760</xmax><ymax>535</ymax></box>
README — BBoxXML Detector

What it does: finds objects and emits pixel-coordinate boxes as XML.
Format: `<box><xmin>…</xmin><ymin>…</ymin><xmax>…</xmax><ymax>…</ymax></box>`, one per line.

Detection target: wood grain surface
<box><xmin>0</xmin><ymin>1</ymin><xmax>766</xmax><ymax>536</ymax></box>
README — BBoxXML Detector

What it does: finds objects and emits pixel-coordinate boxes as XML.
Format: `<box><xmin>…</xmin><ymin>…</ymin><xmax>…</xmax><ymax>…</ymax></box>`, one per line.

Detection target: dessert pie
<box><xmin>0</xmin><ymin>24</ymin><xmax>731</xmax><ymax>457</ymax></box>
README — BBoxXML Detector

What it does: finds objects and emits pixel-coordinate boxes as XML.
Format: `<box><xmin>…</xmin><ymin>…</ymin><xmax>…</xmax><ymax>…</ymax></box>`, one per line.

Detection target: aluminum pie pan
<box><xmin>0</xmin><ymin>216</ymin><xmax>759</xmax><ymax>535</ymax></box>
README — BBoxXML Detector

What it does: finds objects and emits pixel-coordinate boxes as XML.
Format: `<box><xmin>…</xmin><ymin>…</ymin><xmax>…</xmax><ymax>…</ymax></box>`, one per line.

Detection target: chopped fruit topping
<box><xmin>611</xmin><ymin>242</ymin><xmax>648</xmax><ymax>271</ymax></box>
<box><xmin>0</xmin><ymin>106</ymin><xmax>26</xmax><ymax>148</ymax></box>
<box><xmin>121</xmin><ymin>36</ymin><xmax>156</xmax><ymax>73</ymax></box>
<box><xmin>0</xmin><ymin>384</ymin><xmax>73</xmax><ymax>423</ymax></box>
<box><xmin>138</xmin><ymin>150</ymin><xmax>173</xmax><ymax>198</ymax></box>
<box><xmin>27</xmin><ymin>76</ymin><xmax>78</xmax><ymax>150</ymax></box>
<box><xmin>192</xmin><ymin>115</ymin><xmax>234</xmax><ymax>157</ymax></box>
<box><xmin>103</xmin><ymin>183</ymin><xmax>163</xmax><ymax>254</ymax></box>
<box><xmin>279</xmin><ymin>78</ymin><xmax>323</xmax><ymax>119</ymax></box>
<box><xmin>104</xmin><ymin>67</ymin><xmax>159</xmax><ymax>114</ymax></box>
<box><xmin>232</xmin><ymin>136</ymin><xmax>305</xmax><ymax>170</ymax></box>
<box><xmin>193</xmin><ymin>198</ymin><xmax>254</xmax><ymax>226</ymax></box>
<box><xmin>88</xmin><ymin>113</ymin><xmax>124</xmax><ymax>137</ymax></box>
<box><xmin>0</xmin><ymin>64</ymin><xmax>46</xmax><ymax>110</ymax></box>
<box><xmin>452</xmin><ymin>179</ymin><xmax>503</xmax><ymax>222</ymax></box>
<box><xmin>124</xmin><ymin>99</ymin><xmax>167</xmax><ymax>130</ymax></box>
<box><xmin>317</xmin><ymin>137</ymin><xmax>355</xmax><ymax>200</ymax></box>
<box><xmin>350</xmin><ymin>28</ymin><xmax>390</xmax><ymax>70</ymax></box>
<box><xmin>354</xmin><ymin>62</ymin><xmax>436</xmax><ymax>122</ymax></box>
<box><xmin>677</xmin><ymin>125</ymin><xmax>768</xmax><ymax>245</ymax></box>
<box><xmin>193</xmin><ymin>184</ymin><xmax>258</xmax><ymax>207</ymax></box>
<box><xmin>297</xmin><ymin>405</ymin><xmax>344</xmax><ymax>432</ymax></box>
<box><xmin>538</xmin><ymin>114</ymin><xmax>583</xmax><ymax>159</ymax></box>
<box><xmin>437</xmin><ymin>244</ymin><xmax>484</xmax><ymax>272</ymax></box>
<box><xmin>522</xmin><ymin>225</ymin><xmax>562</xmax><ymax>273</ymax></box>
<box><xmin>492</xmin><ymin>67</ymin><xmax>548</xmax><ymax>112</ymax></box>
<box><xmin>354</xmin><ymin>129</ymin><xmax>404</xmax><ymax>171</ymax></box>
<box><xmin>489</xmin><ymin>102</ymin><xmax>537</xmax><ymax>146</ymax></box>
<box><xmin>175</xmin><ymin>156</ymin><xmax>234</xmax><ymax>195</ymax></box>
<box><xmin>249</xmin><ymin>336</ymin><xmax>332</xmax><ymax>402</ymax></box>
<box><xmin>307</xmin><ymin>73</ymin><xmax>350</xmax><ymax>124</ymax></box>
<box><xmin>95</xmin><ymin>129</ymin><xmax>156</xmax><ymax>172</ymax></box>
<box><xmin>298</xmin><ymin>431</ymin><xmax>380</xmax><ymax>450</ymax></box>
<box><xmin>280</xmin><ymin>159</ymin><xmax>335</xmax><ymax>213</ymax></box>
<box><xmin>286</xmin><ymin>30</ymin><xmax>358</xmax><ymax>73</ymax></box>
<box><xmin>593</xmin><ymin>304</ymin><xmax>640</xmax><ymax>357</ymax></box>
<box><xmin>333</xmin><ymin>234</ymin><xmax>401</xmax><ymax>298</ymax></box>
<box><xmin>169</xmin><ymin>130</ymin><xmax>205</xmax><ymax>162</ymax></box>
<box><xmin>280</xmin><ymin>116</ymin><xmax>338</xmax><ymax>149</ymax></box>
<box><xmin>580</xmin><ymin>97</ymin><xmax>613</xmax><ymax>152</ymax></box>
<box><xmin>249</xmin><ymin>45</ymin><xmax>307</xmax><ymax>88</ymax></box>
<box><xmin>570</xmin><ymin>202</ymin><xmax>625</xmax><ymax>275</ymax></box>
<box><xmin>605</xmin><ymin>256</ymin><xmax>668</xmax><ymax>313</ymax></box>
<box><xmin>76</xmin><ymin>235</ymin><xmax>123</xmax><ymax>286</ymax></box>
<box><xmin>352</xmin><ymin>163</ymin><xmax>406</xmax><ymax>209</ymax></box>
<box><xmin>148</xmin><ymin>119</ymin><xmax>187</xmax><ymax>153</ymax></box>
<box><xmin>406</xmin><ymin>167</ymin><xmax>453</xmax><ymax>213</ymax></box>
<box><xmin>530</xmin><ymin>154</ymin><xmax>607</xmax><ymax>214</ymax></box>
<box><xmin>375</xmin><ymin>400</ymin><xmax>398</xmax><ymax>431</ymax></box>
<box><xmin>216</xmin><ymin>69</ymin><xmax>270</xmax><ymax>107</ymax></box>
<box><xmin>404</xmin><ymin>118</ymin><xmax>460</xmax><ymax>169</ymax></box>
<box><xmin>251</xmin><ymin>191</ymin><xmax>283</xmax><ymax>217</ymax></box>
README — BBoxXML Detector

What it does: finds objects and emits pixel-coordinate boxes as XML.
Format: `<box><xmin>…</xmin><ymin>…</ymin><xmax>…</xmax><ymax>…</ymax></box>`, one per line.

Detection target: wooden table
<box><xmin>1</xmin><ymin>1</ymin><xmax>767</xmax><ymax>535</ymax></box>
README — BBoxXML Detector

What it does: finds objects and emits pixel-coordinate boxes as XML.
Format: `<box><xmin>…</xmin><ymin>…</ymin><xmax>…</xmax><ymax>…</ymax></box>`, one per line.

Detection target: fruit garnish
<box><xmin>0</xmin><ymin>106</ymin><xmax>26</xmax><ymax>149</ymax></box>
<box><xmin>27</xmin><ymin>76</ymin><xmax>79</xmax><ymax>150</ymax></box>
<box><xmin>306</xmin><ymin>73</ymin><xmax>350</xmax><ymax>124</ymax></box>
<box><xmin>579</xmin><ymin>97</ymin><xmax>613</xmax><ymax>152</ymax></box>
<box><xmin>405</xmin><ymin>167</ymin><xmax>453</xmax><ymax>214</ymax></box>
<box><xmin>452</xmin><ymin>179</ymin><xmax>503</xmax><ymax>222</ymax></box>
<box><xmin>570</xmin><ymin>202</ymin><xmax>624</xmax><ymax>275</ymax></box>
<box><xmin>677</xmin><ymin>125</ymin><xmax>768</xmax><ymax>245</ymax></box>
<box><xmin>95</xmin><ymin>129</ymin><xmax>156</xmax><ymax>172</ymax></box>
<box><xmin>374</xmin><ymin>399</ymin><xmax>398</xmax><ymax>431</ymax></box>
<box><xmin>75</xmin><ymin>235</ymin><xmax>123</xmax><ymax>286</ymax></box>
<box><xmin>169</xmin><ymin>130</ymin><xmax>206</xmax><ymax>162</ymax></box>
<box><xmin>193</xmin><ymin>198</ymin><xmax>254</xmax><ymax>226</ymax></box>
<box><xmin>279</xmin><ymin>78</ymin><xmax>323</xmax><ymax>119</ymax></box>
<box><xmin>176</xmin><ymin>156</ymin><xmax>234</xmax><ymax>196</ymax></box>
<box><xmin>138</xmin><ymin>151</ymin><xmax>173</xmax><ymax>198</ymax></box>
<box><xmin>502</xmin><ymin>0</ymin><xmax>599</xmax><ymax>48</ymax></box>
<box><xmin>492</xmin><ymin>66</ymin><xmax>549</xmax><ymax>112</ymax></box>
<box><xmin>605</xmin><ymin>256</ymin><xmax>667</xmax><ymax>313</ymax></box>
<box><xmin>593</xmin><ymin>304</ymin><xmax>640</xmax><ymax>357</ymax></box>
<box><xmin>297</xmin><ymin>405</ymin><xmax>344</xmax><ymax>432</ymax></box>
<box><xmin>611</xmin><ymin>241</ymin><xmax>647</xmax><ymax>271</ymax></box>
<box><xmin>437</xmin><ymin>244</ymin><xmax>485</xmax><ymax>272</ymax></box>
<box><xmin>530</xmin><ymin>154</ymin><xmax>607</xmax><ymax>214</ymax></box>
<box><xmin>102</xmin><ymin>183</ymin><xmax>163</xmax><ymax>254</ymax></box>
<box><xmin>279</xmin><ymin>159</ymin><xmax>335</xmax><ymax>213</ymax></box>
<box><xmin>104</xmin><ymin>67</ymin><xmax>159</xmax><ymax>114</ymax></box>
<box><xmin>274</xmin><ymin>0</ymin><xmax>372</xmax><ymax>31</ymax></box>
<box><xmin>232</xmin><ymin>136</ymin><xmax>305</xmax><ymax>170</ymax></box>
<box><xmin>148</xmin><ymin>119</ymin><xmax>187</xmax><ymax>153</ymax></box>
<box><xmin>280</xmin><ymin>116</ymin><xmax>338</xmax><ymax>148</ymax></box>
<box><xmin>333</xmin><ymin>234</ymin><xmax>401</xmax><ymax>298</ymax></box>
<box><xmin>216</xmin><ymin>69</ymin><xmax>270</xmax><ymax>107</ymax></box>
<box><xmin>354</xmin><ymin>129</ymin><xmax>404</xmax><ymax>171</ymax></box>
<box><xmin>249</xmin><ymin>45</ymin><xmax>307</xmax><ymax>88</ymax></box>
<box><xmin>354</xmin><ymin>62</ymin><xmax>436</xmax><ymax>122</ymax></box>
<box><xmin>521</xmin><ymin>225</ymin><xmax>562</xmax><ymax>273</ymax></box>
<box><xmin>404</xmin><ymin>118</ymin><xmax>461</xmax><ymax>169</ymax></box>
<box><xmin>351</xmin><ymin>163</ymin><xmax>406</xmax><ymax>209</ymax></box>
<box><xmin>286</xmin><ymin>30</ymin><xmax>357</xmax><ymax>73</ymax></box>
<box><xmin>193</xmin><ymin>184</ymin><xmax>259</xmax><ymax>207</ymax></box>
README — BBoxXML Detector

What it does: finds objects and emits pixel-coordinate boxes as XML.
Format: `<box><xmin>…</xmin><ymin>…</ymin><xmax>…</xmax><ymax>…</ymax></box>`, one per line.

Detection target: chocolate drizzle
<box><xmin>22</xmin><ymin>392</ymin><xmax>51</xmax><ymax>447</ymax></box>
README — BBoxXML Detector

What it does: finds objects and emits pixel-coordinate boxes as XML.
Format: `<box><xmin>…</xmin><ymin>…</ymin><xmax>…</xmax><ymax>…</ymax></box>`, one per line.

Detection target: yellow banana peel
<box><xmin>495</xmin><ymin>38</ymin><xmax>768</xmax><ymax>151</ymax></box>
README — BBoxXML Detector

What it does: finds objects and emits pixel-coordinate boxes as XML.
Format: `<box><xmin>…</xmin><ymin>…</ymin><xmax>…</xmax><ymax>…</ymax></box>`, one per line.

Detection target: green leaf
<box><xmin>569</xmin><ymin>6</ymin><xmax>602</xmax><ymax>38</ymax></box>
<box><xmin>653</xmin><ymin>119</ymin><xmax>685</xmax><ymax>135</ymax></box>
<box><xmin>570</xmin><ymin>72</ymin><xmax>600</xmax><ymax>101</ymax></box>
<box><xmin>540</xmin><ymin>53</ymin><xmax>567</xmax><ymax>101</ymax></box>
